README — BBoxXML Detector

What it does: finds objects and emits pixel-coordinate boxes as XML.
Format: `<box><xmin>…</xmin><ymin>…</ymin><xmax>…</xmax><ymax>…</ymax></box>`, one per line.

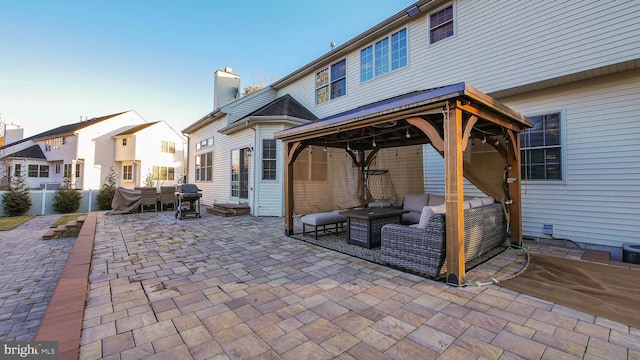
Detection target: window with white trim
<box><xmin>13</xmin><ymin>164</ymin><xmax>21</xmax><ymax>177</ymax></box>
<box><xmin>63</xmin><ymin>164</ymin><xmax>71</xmax><ymax>178</ymax></box>
<box><xmin>195</xmin><ymin>152</ymin><xmax>213</xmax><ymax>181</ymax></box>
<box><xmin>262</xmin><ymin>139</ymin><xmax>277</xmax><ymax>181</ymax></box>
<box><xmin>521</xmin><ymin>113</ymin><xmax>562</xmax><ymax>181</ymax></box>
<box><xmin>28</xmin><ymin>165</ymin><xmax>49</xmax><ymax>178</ymax></box>
<box><xmin>161</xmin><ymin>141</ymin><xmax>175</xmax><ymax>153</ymax></box>
<box><xmin>152</xmin><ymin>166</ymin><xmax>175</xmax><ymax>181</ymax></box>
<box><xmin>122</xmin><ymin>138</ymin><xmax>127</xmax><ymax>146</ymax></box>
<box><xmin>360</xmin><ymin>28</ymin><xmax>407</xmax><ymax>82</ymax></box>
<box><xmin>195</xmin><ymin>137</ymin><xmax>213</xmax><ymax>151</ymax></box>
<box><xmin>123</xmin><ymin>165</ymin><xmax>133</xmax><ymax>181</ymax></box>
<box><xmin>316</xmin><ymin>59</ymin><xmax>346</xmax><ymax>105</ymax></box>
<box><xmin>429</xmin><ymin>4</ymin><xmax>454</xmax><ymax>44</ymax></box>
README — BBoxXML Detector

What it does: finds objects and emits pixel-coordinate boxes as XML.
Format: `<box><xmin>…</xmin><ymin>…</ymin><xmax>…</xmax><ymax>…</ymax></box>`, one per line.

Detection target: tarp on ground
<box><xmin>108</xmin><ymin>187</ymin><xmax>141</xmax><ymax>214</ymax></box>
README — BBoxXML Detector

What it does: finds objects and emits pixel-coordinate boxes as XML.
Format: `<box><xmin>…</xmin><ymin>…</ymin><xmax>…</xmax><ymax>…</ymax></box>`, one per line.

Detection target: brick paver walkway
<box><xmin>76</xmin><ymin>211</ymin><xmax>640</xmax><ymax>359</ymax></box>
<box><xmin>0</xmin><ymin>215</ymin><xmax>76</xmax><ymax>341</ymax></box>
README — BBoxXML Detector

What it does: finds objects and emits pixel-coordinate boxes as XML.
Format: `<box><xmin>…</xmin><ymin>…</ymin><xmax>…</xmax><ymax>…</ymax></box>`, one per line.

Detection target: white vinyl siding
<box><xmin>499</xmin><ymin>70</ymin><xmax>640</xmax><ymax>248</ymax></box>
<box><xmin>276</xmin><ymin>1</ymin><xmax>640</xmax><ymax>120</ymax></box>
<box><xmin>223</xmin><ymin>89</ymin><xmax>277</xmax><ymax>124</ymax></box>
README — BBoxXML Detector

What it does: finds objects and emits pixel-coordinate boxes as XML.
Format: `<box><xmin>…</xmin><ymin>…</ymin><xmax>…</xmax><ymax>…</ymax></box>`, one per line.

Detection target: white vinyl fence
<box><xmin>0</xmin><ymin>189</ymin><xmax>99</xmax><ymax>217</ymax></box>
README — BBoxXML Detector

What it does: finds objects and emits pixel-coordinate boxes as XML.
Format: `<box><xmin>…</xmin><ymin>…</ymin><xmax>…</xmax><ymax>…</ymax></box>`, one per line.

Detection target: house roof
<box><xmin>114</xmin><ymin>122</ymin><xmax>159</xmax><ymax>136</ymax></box>
<box><xmin>241</xmin><ymin>94</ymin><xmax>318</xmax><ymax>121</ymax></box>
<box><xmin>0</xmin><ymin>111</ymin><xmax>128</xmax><ymax>150</ymax></box>
<box><xmin>3</xmin><ymin>144</ymin><xmax>46</xmax><ymax>160</ymax></box>
<box><xmin>218</xmin><ymin>95</ymin><xmax>317</xmax><ymax>135</ymax></box>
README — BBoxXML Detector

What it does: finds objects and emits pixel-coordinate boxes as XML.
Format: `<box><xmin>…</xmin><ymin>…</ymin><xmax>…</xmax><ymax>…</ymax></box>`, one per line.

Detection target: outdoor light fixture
<box><xmin>346</xmin><ymin>142</ymin><xmax>351</xmax><ymax>151</ymax></box>
<box><xmin>406</xmin><ymin>5</ymin><xmax>420</xmax><ymax>17</ymax></box>
<box><xmin>495</xmin><ymin>138</ymin><xmax>500</xmax><ymax>146</ymax></box>
<box><xmin>405</xmin><ymin>128</ymin><xmax>410</xmax><ymax>139</ymax></box>
<box><xmin>482</xmin><ymin>135</ymin><xmax>487</xmax><ymax>143</ymax></box>
<box><xmin>372</xmin><ymin>135</ymin><xmax>377</xmax><ymax>148</ymax></box>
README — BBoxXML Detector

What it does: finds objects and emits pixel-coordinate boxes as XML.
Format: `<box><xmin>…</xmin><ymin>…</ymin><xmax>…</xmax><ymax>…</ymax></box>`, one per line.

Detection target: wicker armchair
<box><xmin>381</xmin><ymin>202</ymin><xmax>506</xmax><ymax>277</ymax></box>
<box><xmin>139</xmin><ymin>187</ymin><xmax>158</xmax><ymax>213</ymax></box>
<box><xmin>159</xmin><ymin>186</ymin><xmax>176</xmax><ymax>211</ymax></box>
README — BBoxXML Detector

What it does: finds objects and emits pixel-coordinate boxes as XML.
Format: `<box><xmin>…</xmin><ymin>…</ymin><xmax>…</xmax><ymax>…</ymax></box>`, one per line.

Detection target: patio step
<box><xmin>42</xmin><ymin>216</ymin><xmax>86</xmax><ymax>240</ymax></box>
<box><xmin>206</xmin><ymin>203</ymin><xmax>250</xmax><ymax>217</ymax></box>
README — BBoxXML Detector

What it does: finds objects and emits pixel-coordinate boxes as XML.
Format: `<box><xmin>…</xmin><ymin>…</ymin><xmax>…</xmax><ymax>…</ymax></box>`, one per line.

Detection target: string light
<box><xmin>346</xmin><ymin>142</ymin><xmax>351</xmax><ymax>151</ymax></box>
<box><xmin>405</xmin><ymin>128</ymin><xmax>410</xmax><ymax>139</ymax></box>
<box><xmin>372</xmin><ymin>135</ymin><xmax>377</xmax><ymax>148</ymax></box>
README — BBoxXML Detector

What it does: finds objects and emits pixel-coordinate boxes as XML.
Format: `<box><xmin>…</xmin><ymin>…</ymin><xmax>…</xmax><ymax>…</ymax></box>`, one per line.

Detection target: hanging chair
<box><xmin>365</xmin><ymin>169</ymin><xmax>397</xmax><ymax>206</ymax></box>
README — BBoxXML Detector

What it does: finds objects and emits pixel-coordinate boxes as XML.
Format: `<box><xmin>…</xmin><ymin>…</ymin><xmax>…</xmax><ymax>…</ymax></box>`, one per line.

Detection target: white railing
<box><xmin>0</xmin><ymin>189</ymin><xmax>99</xmax><ymax>217</ymax></box>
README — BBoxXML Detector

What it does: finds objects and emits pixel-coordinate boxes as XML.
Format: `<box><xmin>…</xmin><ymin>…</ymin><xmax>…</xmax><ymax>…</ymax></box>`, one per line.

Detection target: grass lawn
<box><xmin>0</xmin><ymin>216</ymin><xmax>35</xmax><ymax>231</ymax></box>
<box><xmin>51</xmin><ymin>213</ymin><xmax>87</xmax><ymax>228</ymax></box>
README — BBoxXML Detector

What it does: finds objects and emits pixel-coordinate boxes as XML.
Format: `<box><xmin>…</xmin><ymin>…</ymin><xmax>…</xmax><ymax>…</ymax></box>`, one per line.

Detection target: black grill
<box><xmin>175</xmin><ymin>184</ymin><xmax>202</xmax><ymax>219</ymax></box>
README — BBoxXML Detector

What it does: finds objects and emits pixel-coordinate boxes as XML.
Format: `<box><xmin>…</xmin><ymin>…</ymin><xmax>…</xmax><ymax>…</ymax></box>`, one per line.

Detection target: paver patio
<box><xmin>2</xmin><ymin>210</ymin><xmax>640</xmax><ymax>359</ymax></box>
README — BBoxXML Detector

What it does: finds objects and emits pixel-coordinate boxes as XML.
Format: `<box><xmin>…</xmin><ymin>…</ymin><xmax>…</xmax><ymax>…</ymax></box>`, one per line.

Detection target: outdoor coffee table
<box><xmin>339</xmin><ymin>208</ymin><xmax>408</xmax><ymax>249</ymax></box>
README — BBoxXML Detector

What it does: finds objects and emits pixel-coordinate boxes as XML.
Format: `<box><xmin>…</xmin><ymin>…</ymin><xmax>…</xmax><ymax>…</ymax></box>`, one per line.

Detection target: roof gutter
<box><xmin>218</xmin><ymin>116</ymin><xmax>311</xmax><ymax>135</ymax></box>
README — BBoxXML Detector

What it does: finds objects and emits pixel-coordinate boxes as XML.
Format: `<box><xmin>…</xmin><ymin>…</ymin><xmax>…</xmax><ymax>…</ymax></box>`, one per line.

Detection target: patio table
<box><xmin>340</xmin><ymin>208</ymin><xmax>408</xmax><ymax>249</ymax></box>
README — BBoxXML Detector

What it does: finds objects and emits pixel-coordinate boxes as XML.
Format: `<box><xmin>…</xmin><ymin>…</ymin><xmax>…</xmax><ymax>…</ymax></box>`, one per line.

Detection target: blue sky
<box><xmin>1</xmin><ymin>0</ymin><xmax>416</xmax><ymax>137</ymax></box>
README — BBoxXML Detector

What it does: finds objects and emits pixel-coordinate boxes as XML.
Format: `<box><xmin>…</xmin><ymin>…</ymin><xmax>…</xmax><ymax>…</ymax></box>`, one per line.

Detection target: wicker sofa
<box><xmin>381</xmin><ymin>201</ymin><xmax>507</xmax><ymax>277</ymax></box>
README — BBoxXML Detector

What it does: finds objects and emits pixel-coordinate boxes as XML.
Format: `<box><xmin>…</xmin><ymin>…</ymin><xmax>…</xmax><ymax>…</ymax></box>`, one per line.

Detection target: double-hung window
<box><xmin>161</xmin><ymin>141</ymin><xmax>175</xmax><ymax>153</ymax></box>
<box><xmin>430</xmin><ymin>4</ymin><xmax>454</xmax><ymax>44</ymax></box>
<box><xmin>195</xmin><ymin>152</ymin><xmax>213</xmax><ymax>182</ymax></box>
<box><xmin>316</xmin><ymin>59</ymin><xmax>346</xmax><ymax>105</ymax></box>
<box><xmin>123</xmin><ymin>165</ymin><xmax>133</xmax><ymax>181</ymax></box>
<box><xmin>521</xmin><ymin>113</ymin><xmax>562</xmax><ymax>181</ymax></box>
<box><xmin>360</xmin><ymin>28</ymin><xmax>407</xmax><ymax>82</ymax></box>
<box><xmin>262</xmin><ymin>139</ymin><xmax>277</xmax><ymax>181</ymax></box>
<box><xmin>28</xmin><ymin>165</ymin><xmax>49</xmax><ymax>178</ymax></box>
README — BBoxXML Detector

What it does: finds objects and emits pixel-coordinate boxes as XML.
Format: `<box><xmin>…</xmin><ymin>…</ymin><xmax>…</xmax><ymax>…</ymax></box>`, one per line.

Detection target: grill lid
<box><xmin>179</xmin><ymin>184</ymin><xmax>202</xmax><ymax>193</ymax></box>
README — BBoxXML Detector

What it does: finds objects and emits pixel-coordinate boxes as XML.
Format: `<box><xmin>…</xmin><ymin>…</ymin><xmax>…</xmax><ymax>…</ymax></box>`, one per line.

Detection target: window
<box><xmin>195</xmin><ymin>152</ymin><xmax>213</xmax><ymax>181</ymax></box>
<box><xmin>360</xmin><ymin>28</ymin><xmax>407</xmax><ymax>82</ymax></box>
<box><xmin>75</xmin><ymin>163</ymin><xmax>81</xmax><ymax>178</ymax></box>
<box><xmin>122</xmin><ymin>138</ymin><xmax>127</xmax><ymax>146</ymax></box>
<box><xmin>521</xmin><ymin>113</ymin><xmax>562</xmax><ymax>181</ymax></box>
<box><xmin>44</xmin><ymin>138</ymin><xmax>62</xmax><ymax>151</ymax></box>
<box><xmin>316</xmin><ymin>59</ymin><xmax>346</xmax><ymax>105</ymax></box>
<box><xmin>28</xmin><ymin>165</ymin><xmax>49</xmax><ymax>178</ymax></box>
<box><xmin>430</xmin><ymin>4</ymin><xmax>454</xmax><ymax>44</ymax></box>
<box><xmin>123</xmin><ymin>165</ymin><xmax>133</xmax><ymax>181</ymax></box>
<box><xmin>262</xmin><ymin>139</ymin><xmax>277</xmax><ymax>180</ymax></box>
<box><xmin>63</xmin><ymin>164</ymin><xmax>72</xmax><ymax>178</ymax></box>
<box><xmin>55</xmin><ymin>164</ymin><xmax>61</xmax><ymax>174</ymax></box>
<box><xmin>294</xmin><ymin>146</ymin><xmax>327</xmax><ymax>181</ymax></box>
<box><xmin>13</xmin><ymin>164</ymin><xmax>21</xmax><ymax>177</ymax></box>
<box><xmin>196</xmin><ymin>138</ymin><xmax>213</xmax><ymax>151</ymax></box>
<box><xmin>152</xmin><ymin>166</ymin><xmax>175</xmax><ymax>181</ymax></box>
<box><xmin>161</xmin><ymin>141</ymin><xmax>175</xmax><ymax>153</ymax></box>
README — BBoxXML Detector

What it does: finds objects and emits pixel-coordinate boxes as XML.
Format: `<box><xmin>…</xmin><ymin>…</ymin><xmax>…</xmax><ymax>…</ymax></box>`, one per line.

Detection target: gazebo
<box><xmin>275</xmin><ymin>83</ymin><xmax>532</xmax><ymax>285</ymax></box>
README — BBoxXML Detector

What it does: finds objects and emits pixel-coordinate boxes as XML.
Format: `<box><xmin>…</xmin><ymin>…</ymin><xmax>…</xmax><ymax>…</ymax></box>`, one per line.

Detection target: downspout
<box><xmin>246</xmin><ymin>120</ymin><xmax>257</xmax><ymax>216</ymax></box>
<box><xmin>182</xmin><ymin>133</ymin><xmax>189</xmax><ymax>185</ymax></box>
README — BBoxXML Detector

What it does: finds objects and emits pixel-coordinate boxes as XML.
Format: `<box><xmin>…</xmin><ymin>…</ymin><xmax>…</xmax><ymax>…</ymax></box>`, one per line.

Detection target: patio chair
<box><xmin>139</xmin><ymin>187</ymin><xmax>158</xmax><ymax>213</ymax></box>
<box><xmin>159</xmin><ymin>186</ymin><xmax>176</xmax><ymax>211</ymax></box>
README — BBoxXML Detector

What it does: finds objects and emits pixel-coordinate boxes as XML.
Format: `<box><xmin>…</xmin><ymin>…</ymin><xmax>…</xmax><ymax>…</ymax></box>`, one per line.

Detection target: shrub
<box><xmin>1</xmin><ymin>174</ymin><xmax>32</xmax><ymax>216</ymax></box>
<box><xmin>96</xmin><ymin>167</ymin><xmax>118</xmax><ymax>210</ymax></box>
<box><xmin>52</xmin><ymin>177</ymin><xmax>82</xmax><ymax>214</ymax></box>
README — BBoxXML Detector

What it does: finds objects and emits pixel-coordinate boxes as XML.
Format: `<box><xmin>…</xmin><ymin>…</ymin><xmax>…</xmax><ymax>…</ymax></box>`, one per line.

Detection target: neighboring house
<box><xmin>184</xmin><ymin>0</ymin><xmax>639</xmax><ymax>256</ymax></box>
<box><xmin>0</xmin><ymin>110</ymin><xmax>185</xmax><ymax>191</ymax></box>
<box><xmin>112</xmin><ymin>121</ymin><xmax>186</xmax><ymax>189</ymax></box>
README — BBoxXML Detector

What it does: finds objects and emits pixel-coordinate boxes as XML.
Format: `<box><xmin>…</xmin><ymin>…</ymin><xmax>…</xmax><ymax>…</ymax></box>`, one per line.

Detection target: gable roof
<box><xmin>241</xmin><ymin>94</ymin><xmax>318</xmax><ymax>121</ymax></box>
<box><xmin>114</xmin><ymin>122</ymin><xmax>159</xmax><ymax>136</ymax></box>
<box><xmin>0</xmin><ymin>111</ymin><xmax>128</xmax><ymax>150</ymax></box>
<box><xmin>3</xmin><ymin>144</ymin><xmax>46</xmax><ymax>160</ymax></box>
<box><xmin>218</xmin><ymin>94</ymin><xmax>317</xmax><ymax>135</ymax></box>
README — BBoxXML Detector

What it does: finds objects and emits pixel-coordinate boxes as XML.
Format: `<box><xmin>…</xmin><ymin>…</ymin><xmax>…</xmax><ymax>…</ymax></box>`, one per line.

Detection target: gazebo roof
<box><xmin>275</xmin><ymin>82</ymin><xmax>528</xmax><ymax>151</ymax></box>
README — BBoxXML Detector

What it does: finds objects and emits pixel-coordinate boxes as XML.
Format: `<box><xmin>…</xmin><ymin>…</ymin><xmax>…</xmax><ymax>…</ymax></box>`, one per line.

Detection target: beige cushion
<box><xmin>417</xmin><ymin>206</ymin><xmax>434</xmax><ymax>228</ymax></box>
<box><xmin>427</xmin><ymin>194</ymin><xmax>445</xmax><ymax>206</ymax></box>
<box><xmin>469</xmin><ymin>197</ymin><xmax>484</xmax><ymax>208</ymax></box>
<box><xmin>403</xmin><ymin>194</ymin><xmax>429</xmax><ymax>212</ymax></box>
<box><xmin>480</xmin><ymin>196</ymin><xmax>495</xmax><ymax>205</ymax></box>
<box><xmin>430</xmin><ymin>204</ymin><xmax>446</xmax><ymax>214</ymax></box>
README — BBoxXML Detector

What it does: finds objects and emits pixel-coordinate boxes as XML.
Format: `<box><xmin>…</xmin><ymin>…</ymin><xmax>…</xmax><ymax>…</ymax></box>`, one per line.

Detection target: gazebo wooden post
<box><xmin>507</xmin><ymin>130</ymin><xmax>523</xmax><ymax>246</ymax></box>
<box><xmin>283</xmin><ymin>141</ymin><xmax>297</xmax><ymax>235</ymax></box>
<box><xmin>444</xmin><ymin>103</ymin><xmax>466</xmax><ymax>285</ymax></box>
